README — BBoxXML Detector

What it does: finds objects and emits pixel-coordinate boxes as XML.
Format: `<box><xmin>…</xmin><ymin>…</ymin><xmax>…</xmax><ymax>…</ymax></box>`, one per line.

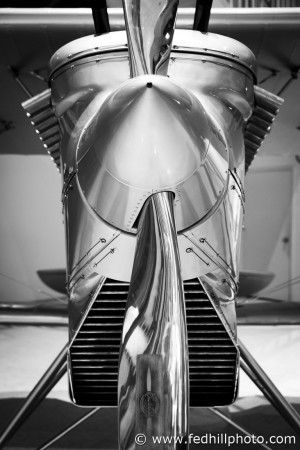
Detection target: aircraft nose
<box><xmin>75</xmin><ymin>74</ymin><xmax>227</xmax><ymax>233</ymax></box>
<box><xmin>78</xmin><ymin>74</ymin><xmax>210</xmax><ymax>190</ymax></box>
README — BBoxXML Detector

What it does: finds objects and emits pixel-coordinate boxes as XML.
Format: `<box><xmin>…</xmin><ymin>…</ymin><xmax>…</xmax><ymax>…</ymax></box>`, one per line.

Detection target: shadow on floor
<box><xmin>0</xmin><ymin>397</ymin><xmax>299</xmax><ymax>449</ymax></box>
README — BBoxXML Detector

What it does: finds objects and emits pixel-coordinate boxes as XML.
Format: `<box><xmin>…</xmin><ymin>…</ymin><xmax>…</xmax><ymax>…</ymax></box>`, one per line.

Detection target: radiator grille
<box><xmin>69</xmin><ymin>278</ymin><xmax>238</xmax><ymax>407</ymax></box>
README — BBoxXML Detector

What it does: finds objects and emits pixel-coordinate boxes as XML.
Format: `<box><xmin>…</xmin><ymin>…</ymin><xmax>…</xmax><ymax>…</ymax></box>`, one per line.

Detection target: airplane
<box><xmin>0</xmin><ymin>1</ymin><xmax>300</xmax><ymax>449</ymax></box>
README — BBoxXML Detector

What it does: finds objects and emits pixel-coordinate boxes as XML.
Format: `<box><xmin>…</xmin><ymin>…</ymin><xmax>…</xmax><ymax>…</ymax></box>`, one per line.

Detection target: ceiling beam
<box><xmin>0</xmin><ymin>7</ymin><xmax>300</xmax><ymax>28</ymax></box>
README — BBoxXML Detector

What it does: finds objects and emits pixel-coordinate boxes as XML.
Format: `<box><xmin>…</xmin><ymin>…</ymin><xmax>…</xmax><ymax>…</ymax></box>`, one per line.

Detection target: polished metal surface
<box><xmin>200</xmin><ymin>272</ymin><xmax>238</xmax><ymax>340</ymax></box>
<box><xmin>10</xmin><ymin>4</ymin><xmax>294</xmax><ymax>447</ymax></box>
<box><xmin>122</xmin><ymin>0</ymin><xmax>179</xmax><ymax>76</ymax></box>
<box><xmin>199</xmin><ymin>269</ymin><xmax>239</xmax><ymax>349</ymax></box>
<box><xmin>49</xmin><ymin>30</ymin><xmax>256</xmax><ymax>77</ymax></box>
<box><xmin>68</xmin><ymin>274</ymin><xmax>105</xmax><ymax>344</ymax></box>
<box><xmin>172</xmin><ymin>30</ymin><xmax>256</xmax><ymax>77</ymax></box>
<box><xmin>76</xmin><ymin>73</ymin><xmax>229</xmax><ymax>233</ymax></box>
<box><xmin>48</xmin><ymin>29</ymin><xmax>257</xmax><ymax>357</ymax></box>
<box><xmin>181</xmin><ymin>162</ymin><xmax>245</xmax><ymax>285</ymax></box>
<box><xmin>118</xmin><ymin>192</ymin><xmax>189</xmax><ymax>450</ymax></box>
<box><xmin>62</xmin><ymin>168</ymin><xmax>136</xmax><ymax>332</ymax></box>
<box><xmin>44</xmin><ymin>24</ymin><xmax>272</xmax><ymax>431</ymax></box>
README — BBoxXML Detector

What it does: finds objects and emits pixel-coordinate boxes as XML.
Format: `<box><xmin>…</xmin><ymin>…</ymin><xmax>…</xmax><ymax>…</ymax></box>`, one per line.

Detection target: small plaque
<box><xmin>136</xmin><ymin>355</ymin><xmax>163</xmax><ymax>449</ymax></box>
<box><xmin>140</xmin><ymin>391</ymin><xmax>160</xmax><ymax>417</ymax></box>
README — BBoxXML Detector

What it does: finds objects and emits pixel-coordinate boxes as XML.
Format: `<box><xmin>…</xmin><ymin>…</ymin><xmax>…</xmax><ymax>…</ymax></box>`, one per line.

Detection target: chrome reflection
<box><xmin>118</xmin><ymin>192</ymin><xmax>189</xmax><ymax>450</ymax></box>
<box><xmin>47</xmin><ymin>27</ymin><xmax>260</xmax><ymax>424</ymax></box>
<box><xmin>122</xmin><ymin>0</ymin><xmax>179</xmax><ymax>76</ymax></box>
<box><xmin>199</xmin><ymin>269</ymin><xmax>238</xmax><ymax>340</ymax></box>
<box><xmin>75</xmin><ymin>74</ymin><xmax>229</xmax><ymax>234</ymax></box>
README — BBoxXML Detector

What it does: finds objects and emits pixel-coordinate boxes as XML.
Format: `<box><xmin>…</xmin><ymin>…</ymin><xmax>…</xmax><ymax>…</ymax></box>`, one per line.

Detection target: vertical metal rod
<box><xmin>37</xmin><ymin>407</ymin><xmax>101</xmax><ymax>450</ymax></box>
<box><xmin>193</xmin><ymin>0</ymin><xmax>213</xmax><ymax>32</ymax></box>
<box><xmin>209</xmin><ymin>408</ymin><xmax>273</xmax><ymax>450</ymax></box>
<box><xmin>118</xmin><ymin>192</ymin><xmax>189</xmax><ymax>450</ymax></box>
<box><xmin>7</xmin><ymin>66</ymin><xmax>32</xmax><ymax>98</ymax></box>
<box><xmin>91</xmin><ymin>0</ymin><xmax>110</xmax><ymax>35</ymax></box>
<box><xmin>239</xmin><ymin>339</ymin><xmax>300</xmax><ymax>436</ymax></box>
<box><xmin>276</xmin><ymin>75</ymin><xmax>296</xmax><ymax>97</ymax></box>
<box><xmin>0</xmin><ymin>343</ymin><xmax>68</xmax><ymax>448</ymax></box>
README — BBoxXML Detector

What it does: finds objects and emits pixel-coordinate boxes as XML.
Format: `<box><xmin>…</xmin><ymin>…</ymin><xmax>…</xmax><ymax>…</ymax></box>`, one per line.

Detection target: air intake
<box><xmin>69</xmin><ymin>278</ymin><xmax>238</xmax><ymax>407</ymax></box>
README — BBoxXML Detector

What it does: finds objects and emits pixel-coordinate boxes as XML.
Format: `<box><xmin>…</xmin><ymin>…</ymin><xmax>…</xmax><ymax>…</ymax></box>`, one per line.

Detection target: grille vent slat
<box><xmin>22</xmin><ymin>89</ymin><xmax>61</xmax><ymax>171</ymax></box>
<box><xmin>244</xmin><ymin>86</ymin><xmax>283</xmax><ymax>172</ymax></box>
<box><xmin>70</xmin><ymin>278</ymin><xmax>238</xmax><ymax>407</ymax></box>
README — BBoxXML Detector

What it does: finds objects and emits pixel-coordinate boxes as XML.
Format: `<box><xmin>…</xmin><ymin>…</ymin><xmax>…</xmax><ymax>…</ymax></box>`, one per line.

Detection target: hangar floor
<box><xmin>0</xmin><ymin>304</ymin><xmax>300</xmax><ymax>449</ymax></box>
<box><xmin>1</xmin><ymin>396</ymin><xmax>299</xmax><ymax>450</ymax></box>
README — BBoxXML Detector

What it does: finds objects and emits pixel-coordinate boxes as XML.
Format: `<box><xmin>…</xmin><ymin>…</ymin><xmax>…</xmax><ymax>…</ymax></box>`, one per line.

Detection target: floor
<box><xmin>1</xmin><ymin>397</ymin><xmax>299</xmax><ymax>449</ymax></box>
<box><xmin>0</xmin><ymin>324</ymin><xmax>299</xmax><ymax>449</ymax></box>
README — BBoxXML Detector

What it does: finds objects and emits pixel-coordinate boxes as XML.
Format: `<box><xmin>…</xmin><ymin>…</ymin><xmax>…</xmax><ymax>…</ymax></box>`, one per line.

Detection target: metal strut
<box><xmin>91</xmin><ymin>0</ymin><xmax>110</xmax><ymax>35</ymax></box>
<box><xmin>0</xmin><ymin>343</ymin><xmax>68</xmax><ymax>448</ymax></box>
<box><xmin>209</xmin><ymin>408</ymin><xmax>273</xmax><ymax>450</ymax></box>
<box><xmin>37</xmin><ymin>407</ymin><xmax>101</xmax><ymax>450</ymax></box>
<box><xmin>193</xmin><ymin>0</ymin><xmax>213</xmax><ymax>32</ymax></box>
